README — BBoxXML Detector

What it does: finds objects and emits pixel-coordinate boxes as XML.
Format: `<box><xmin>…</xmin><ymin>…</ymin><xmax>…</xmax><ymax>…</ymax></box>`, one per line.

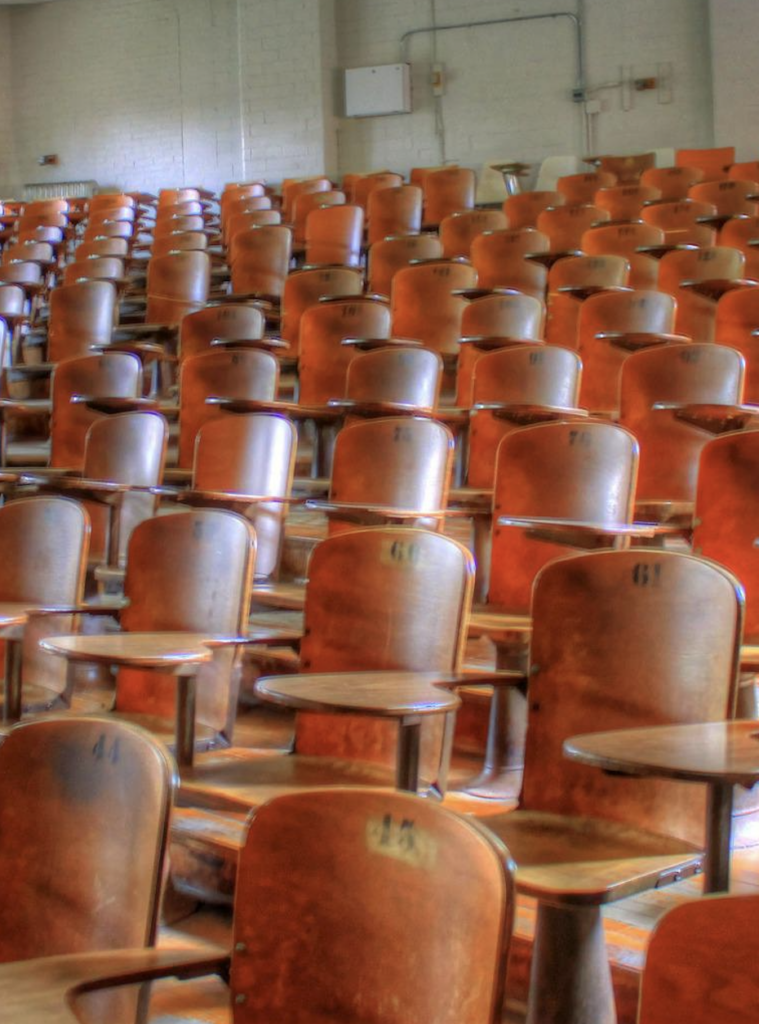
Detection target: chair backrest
<box><xmin>328</xmin><ymin>416</ymin><xmax>454</xmax><ymax>530</ymax></box>
<box><xmin>367</xmin><ymin>232</ymin><xmax>443</xmax><ymax>295</ymax></box>
<box><xmin>467</xmin><ymin>344</ymin><xmax>583</xmax><ymax>488</ymax></box>
<box><xmin>193</xmin><ymin>413</ymin><xmax>296</xmax><ymax>579</ymax></box>
<box><xmin>676</xmin><ymin>146</ymin><xmax>735</xmax><ymax>181</ymax></box>
<box><xmin>719</xmin><ymin>216</ymin><xmax>759</xmax><ymax>280</ymax></box>
<box><xmin>581</xmin><ymin>221</ymin><xmax>664</xmax><ymax>289</ymax></box>
<box><xmin>640</xmin><ymin>164</ymin><xmax>704</xmax><ymax>200</ymax></box>
<box><xmin>282</xmin><ymin>176</ymin><xmax>332</xmax><ymax>221</ymax></box>
<box><xmin>280</xmin><ymin>265</ymin><xmax>364</xmax><ymax>358</ymax></box>
<box><xmin>292</xmin><ymin>189</ymin><xmax>345</xmax><ymax>244</ymax></box>
<box><xmin>0</xmin><ymin>715</ymin><xmax>175</xmax><ymax>961</ymax></box>
<box><xmin>155</xmin><ymin>201</ymin><xmax>203</xmax><ymax>222</ymax></box>
<box><xmin>294</xmin><ymin>527</ymin><xmax>474</xmax><ymax>766</ymax></box>
<box><xmin>47</xmin><ymin>280</ymin><xmax>117</xmax><ymax>363</ymax></box>
<box><xmin>232</xmin><ymin>788</ymin><xmax>514</xmax><ymax>1024</ymax></box>
<box><xmin>75</xmin><ymin>237</ymin><xmax>129</xmax><ymax>260</ymax></box>
<box><xmin>619</xmin><ymin>343</ymin><xmax>744</xmax><ymax>502</ymax></box>
<box><xmin>548</xmin><ymin>253</ymin><xmax>630</xmax><ymax>292</ymax></box>
<box><xmin>689</xmin><ymin>179</ymin><xmax>759</xmax><ymax>217</ymax></box>
<box><xmin>84</xmin><ymin>411</ymin><xmax>167</xmax><ymax>566</ymax></box>
<box><xmin>592</xmin><ymin>152</ymin><xmax>656</xmax><ymax>183</ymax></box>
<box><xmin>229</xmin><ymin>224</ymin><xmax>292</xmax><ymax>301</ymax></box>
<box><xmin>522</xmin><ymin>549</ymin><xmax>742</xmax><ymax>846</ymax></box>
<box><xmin>502</xmin><ymin>191</ymin><xmax>564</xmax><ymax>230</ymax></box>
<box><xmin>391</xmin><ymin>260</ymin><xmax>477</xmax><ymax>355</ymax></box>
<box><xmin>145</xmin><ymin>250</ymin><xmax>210</xmax><ymax>326</ymax></box>
<box><xmin>50</xmin><ymin>352</ymin><xmax>143</xmax><ymax>470</ymax></box>
<box><xmin>227</xmin><ymin>209</ymin><xmax>283</xmax><ymax>239</ymax></box>
<box><xmin>0</xmin><ymin>496</ymin><xmax>89</xmax><ymax>704</ymax></box>
<box><xmin>694</xmin><ymin>430</ymin><xmax>759</xmax><ymax>640</ymax></box>
<box><xmin>179</xmin><ymin>303</ymin><xmax>266</xmax><ymax>361</ymax></box>
<box><xmin>0</xmin><ymin>283</ymin><xmax>27</xmax><ymax>324</ymax></box>
<box><xmin>298</xmin><ymin>295</ymin><xmax>391</xmax><ymax>405</ymax></box>
<box><xmin>487</xmin><ymin>421</ymin><xmax>638</xmax><ymax>612</ymax></box>
<box><xmin>0</xmin><ymin>261</ymin><xmax>43</xmax><ymax>289</ymax></box>
<box><xmin>423</xmin><ymin>167</ymin><xmax>476</xmax><ymax>225</ymax></box>
<box><xmin>440</xmin><ymin>209</ymin><xmax>509</xmax><ymax>258</ymax></box>
<box><xmin>470</xmin><ymin>227</ymin><xmax>549</xmax><ymax>299</ymax></box>
<box><xmin>89</xmin><ymin>192</ymin><xmax>136</xmax><ymax>212</ymax></box>
<box><xmin>0</xmin><ymin>495</ymin><xmax>88</xmax><ymax>607</ymax></box>
<box><xmin>83</xmin><ymin>219</ymin><xmax>133</xmax><ymax>241</ymax></box>
<box><xmin>577</xmin><ymin>289</ymin><xmax>677</xmax><ymax>412</ymax></box>
<box><xmin>345</xmin><ymin>346</ymin><xmax>443</xmax><ymax>411</ymax></box>
<box><xmin>456</xmin><ymin>292</ymin><xmax>546</xmax><ymax>406</ymax></box>
<box><xmin>620</xmin><ymin>341</ymin><xmax>744</xmax><ymax>426</ymax></box>
<box><xmin>641</xmin><ymin>198</ymin><xmax>716</xmax><ymax>231</ymax></box>
<box><xmin>18</xmin><ymin>226</ymin><xmax>65</xmax><ymax>247</ymax></box>
<box><xmin>366</xmin><ymin>185</ymin><xmax>423</xmax><ymax>244</ymax></box>
<box><xmin>715</xmin><ymin>284</ymin><xmax>759</xmax><ymax>401</ymax></box>
<box><xmin>354</xmin><ymin>171</ymin><xmax>404</xmax><ymax>208</ymax></box>
<box><xmin>3</xmin><ymin>241</ymin><xmax>54</xmax><ymax>266</ymax></box>
<box><xmin>556</xmin><ymin>170</ymin><xmax>617</xmax><ymax>204</ymax></box>
<box><xmin>537</xmin><ymin>204</ymin><xmax>610</xmax><ymax>251</ymax></box>
<box><xmin>151</xmin><ymin>231</ymin><xmax>209</xmax><ymax>257</ymax></box>
<box><xmin>729</xmin><ymin>160</ymin><xmax>759</xmax><ymax>181</ymax></box>
<box><xmin>637</xmin><ymin>893</ymin><xmax>759</xmax><ymax>1024</ymax></box>
<box><xmin>84</xmin><ymin>410</ymin><xmax>167</xmax><ymax>486</ymax></box>
<box><xmin>178</xmin><ymin>348</ymin><xmax>279</xmax><ymax>468</ymax></box>
<box><xmin>305</xmin><ymin>203</ymin><xmax>364</xmax><ymax>267</ymax></box>
<box><xmin>119</xmin><ymin>509</ymin><xmax>256</xmax><ymax>741</ymax></box>
<box><xmin>658</xmin><ymin>246</ymin><xmax>746</xmax><ymax>342</ymax></box>
<box><xmin>62</xmin><ymin>257</ymin><xmax>125</xmax><ymax>287</ymax></box>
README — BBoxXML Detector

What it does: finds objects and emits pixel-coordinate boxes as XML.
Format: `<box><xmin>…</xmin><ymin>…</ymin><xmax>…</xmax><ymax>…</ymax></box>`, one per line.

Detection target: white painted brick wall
<box><xmin>709</xmin><ymin>0</ymin><xmax>759</xmax><ymax>161</ymax></box>
<box><xmin>3</xmin><ymin>0</ymin><xmax>335</xmax><ymax>195</ymax></box>
<box><xmin>334</xmin><ymin>0</ymin><xmax>715</xmax><ymax>182</ymax></box>
<box><xmin>0</xmin><ymin>9</ymin><xmax>17</xmax><ymax>195</ymax></box>
<box><xmin>0</xmin><ymin>0</ymin><xmax>745</xmax><ymax>197</ymax></box>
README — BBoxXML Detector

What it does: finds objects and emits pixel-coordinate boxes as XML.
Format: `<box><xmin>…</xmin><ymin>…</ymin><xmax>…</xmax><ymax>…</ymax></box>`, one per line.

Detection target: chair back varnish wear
<box><xmin>230</xmin><ymin>788</ymin><xmax>514</xmax><ymax>1024</ymax></box>
<box><xmin>117</xmin><ymin>509</ymin><xmax>256</xmax><ymax>749</ymax></box>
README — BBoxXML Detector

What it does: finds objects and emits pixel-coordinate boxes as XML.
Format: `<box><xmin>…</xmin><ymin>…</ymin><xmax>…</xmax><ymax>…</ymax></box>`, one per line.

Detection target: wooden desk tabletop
<box><xmin>0</xmin><ymin>603</ymin><xmax>31</xmax><ymax>629</ymax></box>
<box><xmin>40</xmin><ymin>632</ymin><xmax>217</xmax><ymax>668</ymax></box>
<box><xmin>496</xmin><ymin>516</ymin><xmax>661</xmax><ymax>539</ymax></box>
<box><xmin>564</xmin><ymin>720</ymin><xmax>759</xmax><ymax>788</ymax></box>
<box><xmin>255</xmin><ymin>670</ymin><xmax>461</xmax><ymax>717</ymax></box>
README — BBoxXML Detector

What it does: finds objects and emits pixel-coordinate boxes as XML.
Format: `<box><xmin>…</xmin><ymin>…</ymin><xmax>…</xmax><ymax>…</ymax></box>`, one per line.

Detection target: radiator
<box><xmin>22</xmin><ymin>180</ymin><xmax>98</xmax><ymax>200</ymax></box>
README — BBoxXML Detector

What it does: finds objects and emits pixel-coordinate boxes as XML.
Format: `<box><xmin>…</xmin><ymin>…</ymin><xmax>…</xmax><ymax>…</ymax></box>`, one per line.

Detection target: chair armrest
<box><xmin>254</xmin><ymin>670</ymin><xmax>462</xmax><ymax>717</ymax></box>
<box><xmin>0</xmin><ymin>945</ymin><xmax>229</xmax><ymax>1024</ymax></box>
<box><xmin>210</xmin><ymin>335</ymin><xmax>288</xmax><ymax>351</ymax></box>
<box><xmin>473</xmin><ymin>402</ymin><xmax>589</xmax><ymax>424</ymax></box>
<box><xmin>653</xmin><ymin>402</ymin><xmax>759</xmax><ymax>434</ymax></box>
<box><xmin>305</xmin><ymin>499</ymin><xmax>447</xmax><ymax>525</ymax></box>
<box><xmin>495</xmin><ymin>515</ymin><xmax>678</xmax><ymax>547</ymax></box>
<box><xmin>594</xmin><ymin>330</ymin><xmax>690</xmax><ymax>351</ymax></box>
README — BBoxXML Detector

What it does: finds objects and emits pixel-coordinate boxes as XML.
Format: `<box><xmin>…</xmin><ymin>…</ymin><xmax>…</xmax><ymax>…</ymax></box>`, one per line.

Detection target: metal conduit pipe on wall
<box><xmin>399</xmin><ymin>9</ymin><xmax>589</xmax><ymax>158</ymax></box>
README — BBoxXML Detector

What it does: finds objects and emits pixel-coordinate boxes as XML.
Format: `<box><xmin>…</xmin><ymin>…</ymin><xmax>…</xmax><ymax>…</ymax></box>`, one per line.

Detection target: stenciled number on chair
<box><xmin>382</xmin><ymin>538</ymin><xmax>422</xmax><ymax>568</ymax></box>
<box><xmin>568</xmin><ymin>429</ymin><xmax>592</xmax><ymax>447</ymax></box>
<box><xmin>632</xmin><ymin>562</ymin><xmax>662</xmax><ymax>587</ymax></box>
<box><xmin>365</xmin><ymin>813</ymin><xmax>436</xmax><ymax>868</ymax></box>
<box><xmin>92</xmin><ymin>734</ymin><xmax>120</xmax><ymax>764</ymax></box>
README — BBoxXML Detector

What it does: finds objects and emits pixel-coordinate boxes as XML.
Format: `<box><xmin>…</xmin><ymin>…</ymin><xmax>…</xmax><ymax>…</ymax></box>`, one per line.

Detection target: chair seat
<box><xmin>484</xmin><ymin>809</ymin><xmax>703</xmax><ymax>904</ymax></box>
<box><xmin>0</xmin><ymin>682</ymin><xmax>64</xmax><ymax>715</ymax></box>
<box><xmin>178</xmin><ymin>750</ymin><xmax>397</xmax><ymax>813</ymax></box>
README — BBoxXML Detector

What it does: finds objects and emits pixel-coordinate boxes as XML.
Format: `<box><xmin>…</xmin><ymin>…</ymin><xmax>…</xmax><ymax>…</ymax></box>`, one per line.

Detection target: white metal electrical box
<box><xmin>344</xmin><ymin>63</ymin><xmax>412</xmax><ymax>118</ymax></box>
